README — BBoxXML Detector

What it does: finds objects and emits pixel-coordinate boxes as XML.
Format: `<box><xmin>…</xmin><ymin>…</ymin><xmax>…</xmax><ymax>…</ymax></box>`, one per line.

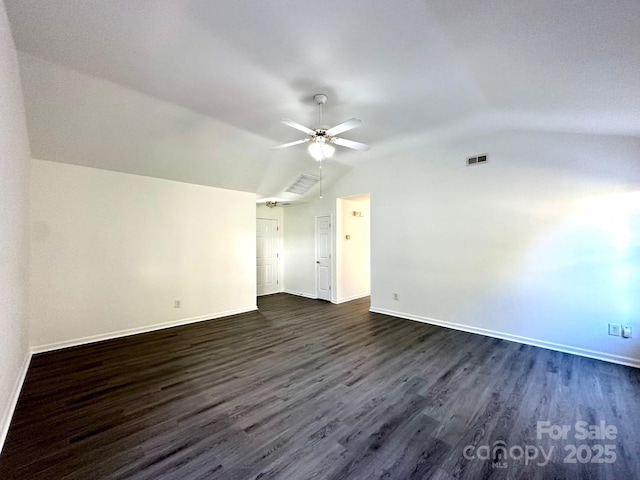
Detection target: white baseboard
<box><xmin>333</xmin><ymin>293</ymin><xmax>371</xmax><ymax>304</ymax></box>
<box><xmin>284</xmin><ymin>290</ymin><xmax>370</xmax><ymax>304</ymax></box>
<box><xmin>30</xmin><ymin>306</ymin><xmax>258</xmax><ymax>354</ymax></box>
<box><xmin>284</xmin><ymin>289</ymin><xmax>317</xmax><ymax>300</ymax></box>
<box><xmin>370</xmin><ymin>307</ymin><xmax>640</xmax><ymax>369</ymax></box>
<box><xmin>1</xmin><ymin>350</ymin><xmax>32</xmax><ymax>455</ymax></box>
<box><xmin>257</xmin><ymin>291</ymin><xmax>284</xmax><ymax>297</ymax></box>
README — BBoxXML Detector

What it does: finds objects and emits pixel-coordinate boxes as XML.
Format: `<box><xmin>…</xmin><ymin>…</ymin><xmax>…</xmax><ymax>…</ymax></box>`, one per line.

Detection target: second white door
<box><xmin>257</xmin><ymin>218</ymin><xmax>279</xmax><ymax>296</ymax></box>
<box><xmin>316</xmin><ymin>215</ymin><xmax>332</xmax><ymax>301</ymax></box>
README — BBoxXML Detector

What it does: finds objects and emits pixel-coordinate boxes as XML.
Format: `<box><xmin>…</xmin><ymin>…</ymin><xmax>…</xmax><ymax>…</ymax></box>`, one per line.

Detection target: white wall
<box><xmin>284</xmin><ymin>130</ymin><xmax>640</xmax><ymax>367</ymax></box>
<box><xmin>256</xmin><ymin>204</ymin><xmax>284</xmax><ymax>294</ymax></box>
<box><xmin>0</xmin><ymin>0</ymin><xmax>31</xmax><ymax>452</ymax></box>
<box><xmin>336</xmin><ymin>196</ymin><xmax>370</xmax><ymax>302</ymax></box>
<box><xmin>30</xmin><ymin>160</ymin><xmax>257</xmax><ymax>350</ymax></box>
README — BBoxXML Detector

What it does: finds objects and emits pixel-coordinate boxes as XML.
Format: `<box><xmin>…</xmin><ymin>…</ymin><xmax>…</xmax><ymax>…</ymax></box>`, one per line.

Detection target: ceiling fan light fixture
<box><xmin>308</xmin><ymin>137</ymin><xmax>335</xmax><ymax>161</ymax></box>
<box><xmin>273</xmin><ymin>94</ymin><xmax>369</xmax><ymax>158</ymax></box>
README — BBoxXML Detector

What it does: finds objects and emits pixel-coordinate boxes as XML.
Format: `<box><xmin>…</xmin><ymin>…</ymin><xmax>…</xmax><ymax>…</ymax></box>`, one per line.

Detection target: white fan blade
<box><xmin>271</xmin><ymin>138</ymin><xmax>310</xmax><ymax>150</ymax></box>
<box><xmin>325</xmin><ymin>118</ymin><xmax>362</xmax><ymax>137</ymax></box>
<box><xmin>332</xmin><ymin>137</ymin><xmax>370</xmax><ymax>151</ymax></box>
<box><xmin>281</xmin><ymin>118</ymin><xmax>315</xmax><ymax>136</ymax></box>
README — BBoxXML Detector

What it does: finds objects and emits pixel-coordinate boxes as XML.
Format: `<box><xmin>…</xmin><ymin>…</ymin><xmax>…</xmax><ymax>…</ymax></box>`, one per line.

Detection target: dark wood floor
<box><xmin>1</xmin><ymin>294</ymin><xmax>639</xmax><ymax>479</ymax></box>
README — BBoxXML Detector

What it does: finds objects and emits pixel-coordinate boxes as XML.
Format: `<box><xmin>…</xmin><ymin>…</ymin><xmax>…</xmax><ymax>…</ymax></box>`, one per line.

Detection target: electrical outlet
<box><xmin>174</xmin><ymin>300</ymin><xmax>181</xmax><ymax>308</ymax></box>
<box><xmin>608</xmin><ymin>324</ymin><xmax>620</xmax><ymax>336</ymax></box>
<box><xmin>622</xmin><ymin>326</ymin><xmax>632</xmax><ymax>338</ymax></box>
<box><xmin>393</xmin><ymin>293</ymin><xmax>399</xmax><ymax>301</ymax></box>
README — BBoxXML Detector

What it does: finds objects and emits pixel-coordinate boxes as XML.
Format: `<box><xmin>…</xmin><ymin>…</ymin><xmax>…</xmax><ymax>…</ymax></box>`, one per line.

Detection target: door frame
<box><xmin>334</xmin><ymin>194</ymin><xmax>371</xmax><ymax>304</ymax></box>
<box><xmin>315</xmin><ymin>214</ymin><xmax>333</xmax><ymax>301</ymax></box>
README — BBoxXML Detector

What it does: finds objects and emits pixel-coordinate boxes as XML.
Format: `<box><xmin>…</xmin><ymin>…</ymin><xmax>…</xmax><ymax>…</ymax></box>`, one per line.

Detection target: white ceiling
<box><xmin>6</xmin><ymin>0</ymin><xmax>640</xmax><ymax>200</ymax></box>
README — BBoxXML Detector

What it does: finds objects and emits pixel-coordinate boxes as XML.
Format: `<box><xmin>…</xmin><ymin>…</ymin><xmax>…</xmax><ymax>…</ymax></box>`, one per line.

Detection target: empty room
<box><xmin>1</xmin><ymin>1</ymin><xmax>639</xmax><ymax>479</ymax></box>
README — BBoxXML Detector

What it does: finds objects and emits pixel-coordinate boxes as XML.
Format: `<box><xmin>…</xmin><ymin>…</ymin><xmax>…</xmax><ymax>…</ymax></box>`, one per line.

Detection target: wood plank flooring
<box><xmin>1</xmin><ymin>294</ymin><xmax>639</xmax><ymax>479</ymax></box>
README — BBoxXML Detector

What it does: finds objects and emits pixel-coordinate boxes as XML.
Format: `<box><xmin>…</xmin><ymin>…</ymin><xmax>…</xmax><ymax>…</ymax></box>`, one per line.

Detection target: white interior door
<box><xmin>316</xmin><ymin>215</ymin><xmax>332</xmax><ymax>301</ymax></box>
<box><xmin>257</xmin><ymin>218</ymin><xmax>278</xmax><ymax>296</ymax></box>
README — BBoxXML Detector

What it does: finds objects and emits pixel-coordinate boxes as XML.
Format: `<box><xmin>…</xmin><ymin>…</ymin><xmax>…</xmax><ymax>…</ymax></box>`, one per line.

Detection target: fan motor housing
<box><xmin>313</xmin><ymin>94</ymin><xmax>328</xmax><ymax>105</ymax></box>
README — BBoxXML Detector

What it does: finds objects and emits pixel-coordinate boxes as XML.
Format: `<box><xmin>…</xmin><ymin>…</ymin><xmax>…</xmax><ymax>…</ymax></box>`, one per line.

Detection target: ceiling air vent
<box><xmin>467</xmin><ymin>154</ymin><xmax>488</xmax><ymax>166</ymax></box>
<box><xmin>286</xmin><ymin>173</ymin><xmax>321</xmax><ymax>195</ymax></box>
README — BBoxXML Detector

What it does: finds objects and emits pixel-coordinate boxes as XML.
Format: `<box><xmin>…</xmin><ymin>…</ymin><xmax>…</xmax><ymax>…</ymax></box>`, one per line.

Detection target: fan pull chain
<box><xmin>319</xmin><ymin>161</ymin><xmax>323</xmax><ymax>199</ymax></box>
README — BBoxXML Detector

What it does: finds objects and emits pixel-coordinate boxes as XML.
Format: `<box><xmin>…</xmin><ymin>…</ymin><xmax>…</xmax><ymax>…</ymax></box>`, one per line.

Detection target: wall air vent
<box><xmin>285</xmin><ymin>173</ymin><xmax>321</xmax><ymax>195</ymax></box>
<box><xmin>467</xmin><ymin>154</ymin><xmax>488</xmax><ymax>166</ymax></box>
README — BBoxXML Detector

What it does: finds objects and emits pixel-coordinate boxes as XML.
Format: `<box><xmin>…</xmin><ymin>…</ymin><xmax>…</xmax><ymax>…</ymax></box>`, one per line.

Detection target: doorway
<box><xmin>335</xmin><ymin>194</ymin><xmax>371</xmax><ymax>303</ymax></box>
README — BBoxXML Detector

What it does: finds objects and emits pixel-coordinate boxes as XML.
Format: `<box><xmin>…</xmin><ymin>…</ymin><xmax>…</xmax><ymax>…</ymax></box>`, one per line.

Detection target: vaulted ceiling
<box><xmin>6</xmin><ymin>0</ymin><xmax>640</xmax><ymax>201</ymax></box>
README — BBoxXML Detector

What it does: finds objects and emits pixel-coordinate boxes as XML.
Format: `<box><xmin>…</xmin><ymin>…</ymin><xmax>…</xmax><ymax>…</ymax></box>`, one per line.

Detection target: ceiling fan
<box><xmin>272</xmin><ymin>94</ymin><xmax>370</xmax><ymax>161</ymax></box>
<box><xmin>265</xmin><ymin>200</ymin><xmax>290</xmax><ymax>208</ymax></box>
